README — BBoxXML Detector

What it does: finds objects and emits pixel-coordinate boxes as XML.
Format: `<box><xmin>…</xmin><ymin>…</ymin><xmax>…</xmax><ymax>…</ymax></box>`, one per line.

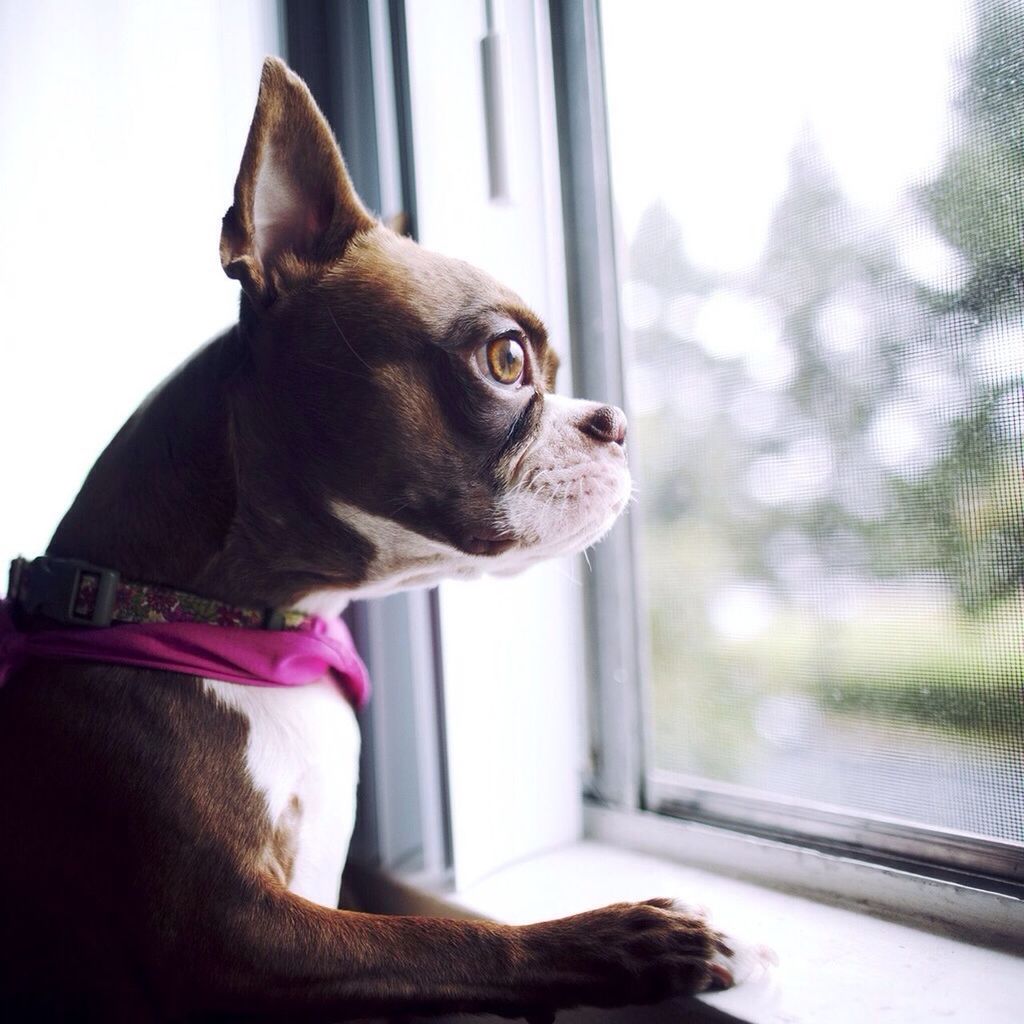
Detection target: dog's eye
<box><xmin>484</xmin><ymin>337</ymin><xmax>525</xmax><ymax>386</ymax></box>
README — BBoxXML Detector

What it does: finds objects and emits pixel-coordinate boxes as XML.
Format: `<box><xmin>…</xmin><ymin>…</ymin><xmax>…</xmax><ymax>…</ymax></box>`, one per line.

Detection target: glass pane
<box><xmin>601</xmin><ymin>0</ymin><xmax>1024</xmax><ymax>843</ymax></box>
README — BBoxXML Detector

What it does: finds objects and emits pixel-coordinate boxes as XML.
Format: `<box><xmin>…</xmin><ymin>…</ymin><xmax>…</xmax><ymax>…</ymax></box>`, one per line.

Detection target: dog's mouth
<box><xmin>454</xmin><ymin>447</ymin><xmax>631</xmax><ymax>561</ymax></box>
<box><xmin>459</xmin><ymin>525</ymin><xmax>519</xmax><ymax>557</ymax></box>
<box><xmin>489</xmin><ymin>450</ymin><xmax>632</xmax><ymax>560</ymax></box>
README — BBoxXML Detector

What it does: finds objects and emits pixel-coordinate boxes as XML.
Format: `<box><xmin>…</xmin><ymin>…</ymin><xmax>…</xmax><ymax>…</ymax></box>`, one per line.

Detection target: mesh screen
<box><xmin>601</xmin><ymin>0</ymin><xmax>1024</xmax><ymax>843</ymax></box>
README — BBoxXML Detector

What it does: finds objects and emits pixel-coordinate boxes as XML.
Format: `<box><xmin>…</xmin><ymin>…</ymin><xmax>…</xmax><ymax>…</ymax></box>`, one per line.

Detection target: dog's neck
<box><xmin>48</xmin><ymin>320</ymin><xmax>368</xmax><ymax>611</ymax></box>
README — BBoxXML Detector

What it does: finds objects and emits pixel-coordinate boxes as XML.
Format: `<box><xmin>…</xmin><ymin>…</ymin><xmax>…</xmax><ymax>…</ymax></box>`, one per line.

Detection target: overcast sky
<box><xmin>600</xmin><ymin>0</ymin><xmax>973</xmax><ymax>275</ymax></box>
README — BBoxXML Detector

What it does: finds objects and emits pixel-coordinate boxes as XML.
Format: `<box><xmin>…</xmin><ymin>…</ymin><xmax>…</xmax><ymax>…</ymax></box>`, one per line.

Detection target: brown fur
<box><xmin>0</xmin><ymin>58</ymin><xmax>726</xmax><ymax>1022</ymax></box>
<box><xmin>265</xmin><ymin>795</ymin><xmax>302</xmax><ymax>887</ymax></box>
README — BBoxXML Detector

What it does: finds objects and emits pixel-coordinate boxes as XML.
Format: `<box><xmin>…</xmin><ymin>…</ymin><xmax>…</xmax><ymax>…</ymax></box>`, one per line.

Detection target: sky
<box><xmin>600</xmin><ymin>0</ymin><xmax>974</xmax><ymax>275</ymax></box>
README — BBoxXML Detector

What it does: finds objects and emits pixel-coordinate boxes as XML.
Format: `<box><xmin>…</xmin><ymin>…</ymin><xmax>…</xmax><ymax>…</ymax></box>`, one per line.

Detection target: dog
<box><xmin>0</xmin><ymin>57</ymin><xmax>762</xmax><ymax>1022</ymax></box>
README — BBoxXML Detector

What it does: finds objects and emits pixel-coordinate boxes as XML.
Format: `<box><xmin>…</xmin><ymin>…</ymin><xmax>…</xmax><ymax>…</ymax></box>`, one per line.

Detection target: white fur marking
<box><xmin>203</xmin><ymin>677</ymin><xmax>361</xmax><ymax>908</ymax></box>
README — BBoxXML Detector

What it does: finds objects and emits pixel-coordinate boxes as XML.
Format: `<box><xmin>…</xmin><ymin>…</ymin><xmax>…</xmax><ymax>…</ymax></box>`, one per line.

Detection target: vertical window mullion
<box><xmin>549</xmin><ymin>0</ymin><xmax>646</xmax><ymax>812</ymax></box>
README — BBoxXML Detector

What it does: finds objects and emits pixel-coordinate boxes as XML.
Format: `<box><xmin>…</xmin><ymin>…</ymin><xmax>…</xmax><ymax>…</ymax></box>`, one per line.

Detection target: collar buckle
<box><xmin>262</xmin><ymin>607</ymin><xmax>286</xmax><ymax>631</ymax></box>
<box><xmin>6</xmin><ymin>557</ymin><xmax>26</xmax><ymax>603</ymax></box>
<box><xmin>18</xmin><ymin>557</ymin><xmax>120</xmax><ymax>627</ymax></box>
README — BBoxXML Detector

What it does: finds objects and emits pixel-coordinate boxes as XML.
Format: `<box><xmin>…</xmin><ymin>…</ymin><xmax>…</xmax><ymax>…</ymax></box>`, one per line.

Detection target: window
<box><xmin>571</xmin><ymin>0</ymin><xmax>1024</xmax><ymax>883</ymax></box>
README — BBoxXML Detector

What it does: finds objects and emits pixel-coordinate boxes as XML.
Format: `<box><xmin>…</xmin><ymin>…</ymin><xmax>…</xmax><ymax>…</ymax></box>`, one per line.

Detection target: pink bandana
<box><xmin>0</xmin><ymin>600</ymin><xmax>370</xmax><ymax>708</ymax></box>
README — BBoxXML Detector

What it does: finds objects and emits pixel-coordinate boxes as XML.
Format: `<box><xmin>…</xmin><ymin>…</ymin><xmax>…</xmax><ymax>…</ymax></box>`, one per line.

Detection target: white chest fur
<box><xmin>203</xmin><ymin>677</ymin><xmax>361</xmax><ymax>908</ymax></box>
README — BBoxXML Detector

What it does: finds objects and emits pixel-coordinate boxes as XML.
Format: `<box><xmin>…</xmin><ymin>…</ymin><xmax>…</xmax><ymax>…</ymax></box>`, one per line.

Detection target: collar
<box><xmin>0</xmin><ymin>557</ymin><xmax>369</xmax><ymax>707</ymax></box>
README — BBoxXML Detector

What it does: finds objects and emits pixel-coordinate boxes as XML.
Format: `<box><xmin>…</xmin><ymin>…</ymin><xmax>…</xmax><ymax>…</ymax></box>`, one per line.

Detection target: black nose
<box><xmin>580</xmin><ymin>404</ymin><xmax>627</xmax><ymax>446</ymax></box>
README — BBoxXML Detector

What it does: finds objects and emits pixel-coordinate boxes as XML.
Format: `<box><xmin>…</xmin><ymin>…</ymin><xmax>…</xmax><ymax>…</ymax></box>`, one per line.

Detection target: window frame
<box><xmin>282</xmin><ymin>0</ymin><xmax>454</xmax><ymax>888</ymax></box>
<box><xmin>549</xmin><ymin>0</ymin><xmax>1024</xmax><ymax>894</ymax></box>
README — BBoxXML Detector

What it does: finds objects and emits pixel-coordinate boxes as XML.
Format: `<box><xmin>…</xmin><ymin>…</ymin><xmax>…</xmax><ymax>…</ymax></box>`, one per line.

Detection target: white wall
<box><xmin>0</xmin><ymin>0</ymin><xmax>279</xmax><ymax>571</ymax></box>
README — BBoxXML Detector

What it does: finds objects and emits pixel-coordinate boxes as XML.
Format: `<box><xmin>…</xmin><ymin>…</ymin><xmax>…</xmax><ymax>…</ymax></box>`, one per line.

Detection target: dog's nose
<box><xmin>580</xmin><ymin>404</ymin><xmax>627</xmax><ymax>446</ymax></box>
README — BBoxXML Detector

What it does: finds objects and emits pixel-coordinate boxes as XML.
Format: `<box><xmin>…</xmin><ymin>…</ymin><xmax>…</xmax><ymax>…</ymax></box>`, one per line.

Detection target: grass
<box><xmin>641</xmin><ymin>522</ymin><xmax>1024</xmax><ymax>774</ymax></box>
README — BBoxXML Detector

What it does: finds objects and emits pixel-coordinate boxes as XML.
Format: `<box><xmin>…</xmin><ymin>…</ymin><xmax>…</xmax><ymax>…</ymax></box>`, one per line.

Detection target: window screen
<box><xmin>600</xmin><ymin>0</ymin><xmax>1024</xmax><ymax>859</ymax></box>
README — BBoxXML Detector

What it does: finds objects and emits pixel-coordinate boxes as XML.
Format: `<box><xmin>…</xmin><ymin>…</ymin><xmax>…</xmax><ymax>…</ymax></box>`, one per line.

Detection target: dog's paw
<box><xmin>662</xmin><ymin>900</ymin><xmax>778</xmax><ymax>992</ymax></box>
<box><xmin>523</xmin><ymin>896</ymin><xmax>775</xmax><ymax>1011</ymax></box>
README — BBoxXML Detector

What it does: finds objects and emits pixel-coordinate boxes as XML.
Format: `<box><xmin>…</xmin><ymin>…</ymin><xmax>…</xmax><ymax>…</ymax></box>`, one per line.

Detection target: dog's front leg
<box><xmin>194</xmin><ymin>889</ymin><xmax>737</xmax><ymax>1021</ymax></box>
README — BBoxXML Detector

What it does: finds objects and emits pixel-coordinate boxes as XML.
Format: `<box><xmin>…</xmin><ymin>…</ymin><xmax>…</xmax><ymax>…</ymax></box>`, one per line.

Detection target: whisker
<box><xmin>326</xmin><ymin>304</ymin><xmax>375</xmax><ymax>372</ymax></box>
<box><xmin>300</xmin><ymin>359</ymin><xmax>375</xmax><ymax>385</ymax></box>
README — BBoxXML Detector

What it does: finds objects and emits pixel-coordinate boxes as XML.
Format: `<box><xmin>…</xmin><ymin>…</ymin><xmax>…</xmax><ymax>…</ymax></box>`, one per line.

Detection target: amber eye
<box><xmin>485</xmin><ymin>336</ymin><xmax>525</xmax><ymax>385</ymax></box>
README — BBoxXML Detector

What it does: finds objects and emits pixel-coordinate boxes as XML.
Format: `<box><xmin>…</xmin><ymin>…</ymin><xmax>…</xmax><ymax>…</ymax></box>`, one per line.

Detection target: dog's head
<box><xmin>221</xmin><ymin>58</ymin><xmax>630</xmax><ymax>600</ymax></box>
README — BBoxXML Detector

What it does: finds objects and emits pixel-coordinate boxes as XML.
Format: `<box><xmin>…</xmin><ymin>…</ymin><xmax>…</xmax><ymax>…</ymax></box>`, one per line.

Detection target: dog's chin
<box><xmin>487</xmin><ymin>510</ymin><xmax>624</xmax><ymax>578</ymax></box>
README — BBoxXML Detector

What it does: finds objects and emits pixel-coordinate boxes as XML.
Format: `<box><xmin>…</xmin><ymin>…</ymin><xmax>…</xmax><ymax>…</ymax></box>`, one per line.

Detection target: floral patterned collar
<box><xmin>7</xmin><ymin>556</ymin><xmax>308</xmax><ymax>631</ymax></box>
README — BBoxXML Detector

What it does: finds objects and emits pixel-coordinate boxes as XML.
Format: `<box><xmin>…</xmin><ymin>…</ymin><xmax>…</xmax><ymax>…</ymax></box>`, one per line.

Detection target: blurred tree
<box><xmin>628</xmin><ymin>0</ymin><xmax>1023</xmax><ymax>620</ymax></box>
<box><xmin>922</xmin><ymin>0</ymin><xmax>1024</xmax><ymax>607</ymax></box>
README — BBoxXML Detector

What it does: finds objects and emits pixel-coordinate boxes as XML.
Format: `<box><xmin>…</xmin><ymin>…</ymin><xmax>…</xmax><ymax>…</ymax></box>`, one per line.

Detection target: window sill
<box><xmin>352</xmin><ymin>838</ymin><xmax>1024</xmax><ymax>1024</ymax></box>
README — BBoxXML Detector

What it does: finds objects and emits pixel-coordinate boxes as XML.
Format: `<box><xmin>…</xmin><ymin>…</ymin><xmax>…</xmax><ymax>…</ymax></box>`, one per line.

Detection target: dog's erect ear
<box><xmin>220</xmin><ymin>57</ymin><xmax>374</xmax><ymax>305</ymax></box>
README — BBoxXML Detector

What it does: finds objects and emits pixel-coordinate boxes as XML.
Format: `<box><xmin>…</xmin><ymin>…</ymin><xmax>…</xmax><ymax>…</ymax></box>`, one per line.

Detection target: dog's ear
<box><xmin>220</xmin><ymin>57</ymin><xmax>374</xmax><ymax>306</ymax></box>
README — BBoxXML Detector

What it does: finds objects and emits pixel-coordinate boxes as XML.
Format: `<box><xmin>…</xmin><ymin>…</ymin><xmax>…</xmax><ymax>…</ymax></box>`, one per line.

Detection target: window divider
<box><xmin>548</xmin><ymin>0</ymin><xmax>647</xmax><ymax>813</ymax></box>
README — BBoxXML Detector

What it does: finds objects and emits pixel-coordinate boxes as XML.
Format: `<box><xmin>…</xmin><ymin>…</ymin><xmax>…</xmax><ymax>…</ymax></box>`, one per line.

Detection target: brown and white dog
<box><xmin>0</xmin><ymin>58</ymin><xmax>761</xmax><ymax>1022</ymax></box>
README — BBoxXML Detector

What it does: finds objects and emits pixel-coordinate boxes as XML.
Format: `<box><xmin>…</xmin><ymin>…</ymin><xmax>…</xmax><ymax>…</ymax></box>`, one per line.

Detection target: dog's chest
<box><xmin>203</xmin><ymin>677</ymin><xmax>360</xmax><ymax>908</ymax></box>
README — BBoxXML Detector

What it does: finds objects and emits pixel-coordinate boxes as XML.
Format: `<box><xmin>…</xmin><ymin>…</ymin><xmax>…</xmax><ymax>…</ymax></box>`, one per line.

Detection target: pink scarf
<box><xmin>0</xmin><ymin>600</ymin><xmax>370</xmax><ymax>708</ymax></box>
